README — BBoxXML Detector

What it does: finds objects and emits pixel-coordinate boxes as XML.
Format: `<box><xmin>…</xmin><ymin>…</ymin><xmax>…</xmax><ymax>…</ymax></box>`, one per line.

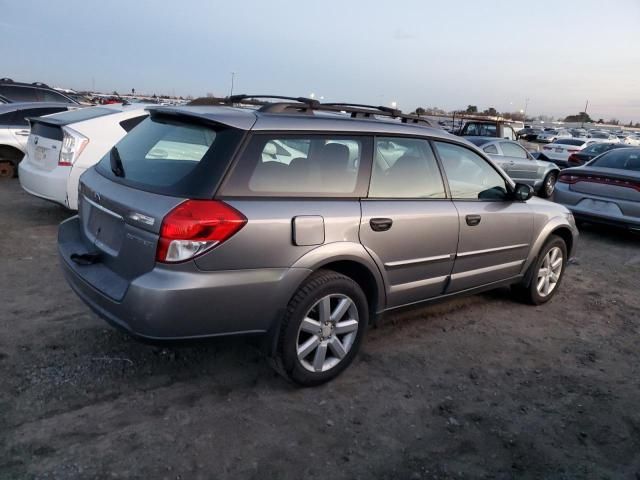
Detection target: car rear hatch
<box><xmin>59</xmin><ymin>108</ymin><xmax>253</xmax><ymax>300</ymax></box>
<box><xmin>26</xmin><ymin>107</ymin><xmax>118</xmax><ymax>171</ymax></box>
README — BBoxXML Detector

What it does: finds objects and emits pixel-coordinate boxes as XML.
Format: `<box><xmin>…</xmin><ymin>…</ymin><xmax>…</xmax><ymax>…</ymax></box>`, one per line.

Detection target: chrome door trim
<box><xmin>450</xmin><ymin>260</ymin><xmax>524</xmax><ymax>280</ymax></box>
<box><xmin>83</xmin><ymin>195</ymin><xmax>123</xmax><ymax>220</ymax></box>
<box><xmin>389</xmin><ymin>274</ymin><xmax>449</xmax><ymax>293</ymax></box>
<box><xmin>456</xmin><ymin>243</ymin><xmax>529</xmax><ymax>258</ymax></box>
<box><xmin>384</xmin><ymin>253</ymin><xmax>455</xmax><ymax>268</ymax></box>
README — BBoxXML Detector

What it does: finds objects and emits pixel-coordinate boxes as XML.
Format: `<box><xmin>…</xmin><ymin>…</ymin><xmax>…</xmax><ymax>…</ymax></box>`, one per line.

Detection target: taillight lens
<box><xmin>58</xmin><ymin>127</ymin><xmax>89</xmax><ymax>166</ymax></box>
<box><xmin>567</xmin><ymin>154</ymin><xmax>580</xmax><ymax>165</ymax></box>
<box><xmin>558</xmin><ymin>174</ymin><xmax>580</xmax><ymax>184</ymax></box>
<box><xmin>156</xmin><ymin>200</ymin><xmax>247</xmax><ymax>263</ymax></box>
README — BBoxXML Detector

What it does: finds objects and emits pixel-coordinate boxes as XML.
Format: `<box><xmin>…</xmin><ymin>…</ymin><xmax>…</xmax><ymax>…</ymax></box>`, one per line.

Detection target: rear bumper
<box><xmin>19</xmin><ymin>157</ymin><xmax>70</xmax><ymax>207</ymax></box>
<box><xmin>554</xmin><ymin>186</ymin><xmax>640</xmax><ymax>230</ymax></box>
<box><xmin>58</xmin><ymin>216</ymin><xmax>311</xmax><ymax>340</ymax></box>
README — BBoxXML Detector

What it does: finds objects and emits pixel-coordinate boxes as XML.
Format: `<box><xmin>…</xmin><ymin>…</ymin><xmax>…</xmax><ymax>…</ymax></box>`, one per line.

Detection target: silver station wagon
<box><xmin>58</xmin><ymin>96</ymin><xmax>578</xmax><ymax>385</ymax></box>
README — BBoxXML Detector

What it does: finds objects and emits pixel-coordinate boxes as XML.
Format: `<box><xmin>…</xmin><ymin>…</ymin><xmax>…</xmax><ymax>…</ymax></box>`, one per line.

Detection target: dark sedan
<box><xmin>567</xmin><ymin>142</ymin><xmax>631</xmax><ymax>167</ymax></box>
<box><xmin>517</xmin><ymin>127</ymin><xmax>543</xmax><ymax>141</ymax></box>
<box><xmin>555</xmin><ymin>148</ymin><xmax>640</xmax><ymax>231</ymax></box>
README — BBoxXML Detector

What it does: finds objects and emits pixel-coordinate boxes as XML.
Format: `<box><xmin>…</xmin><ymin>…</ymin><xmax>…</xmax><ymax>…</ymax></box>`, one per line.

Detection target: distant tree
<box><xmin>608</xmin><ymin>118</ymin><xmax>620</xmax><ymax>126</ymax></box>
<box><xmin>563</xmin><ymin>112</ymin><xmax>593</xmax><ymax>123</ymax></box>
<box><xmin>628</xmin><ymin>121</ymin><xmax>633</xmax><ymax>127</ymax></box>
<box><xmin>597</xmin><ymin>119</ymin><xmax>604</xmax><ymax>124</ymax></box>
<box><xmin>415</xmin><ymin>107</ymin><xmax>426</xmax><ymax>116</ymax></box>
<box><xmin>206</xmin><ymin>92</ymin><xmax>215</xmax><ymax>98</ymax></box>
<box><xmin>466</xmin><ymin>105</ymin><xmax>478</xmax><ymax>114</ymax></box>
<box><xmin>131</xmin><ymin>88</ymin><xmax>135</xmax><ymax>96</ymax></box>
<box><xmin>635</xmin><ymin>122</ymin><xmax>640</xmax><ymax>128</ymax></box>
<box><xmin>152</xmin><ymin>93</ymin><xmax>157</xmax><ymax>99</ymax></box>
<box><xmin>112</xmin><ymin>90</ymin><xmax>118</xmax><ymax>96</ymax></box>
<box><xmin>483</xmin><ymin>107</ymin><xmax>498</xmax><ymax>116</ymax></box>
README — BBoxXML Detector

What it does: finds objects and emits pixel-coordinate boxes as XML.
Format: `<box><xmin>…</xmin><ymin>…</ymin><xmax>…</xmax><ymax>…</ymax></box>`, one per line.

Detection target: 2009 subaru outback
<box><xmin>58</xmin><ymin>97</ymin><xmax>578</xmax><ymax>386</ymax></box>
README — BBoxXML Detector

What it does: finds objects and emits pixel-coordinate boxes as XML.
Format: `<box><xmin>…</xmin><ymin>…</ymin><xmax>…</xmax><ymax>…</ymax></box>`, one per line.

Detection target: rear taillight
<box><xmin>58</xmin><ymin>127</ymin><xmax>89</xmax><ymax>166</ymax></box>
<box><xmin>567</xmin><ymin>154</ymin><xmax>580</xmax><ymax>165</ymax></box>
<box><xmin>558</xmin><ymin>174</ymin><xmax>580</xmax><ymax>184</ymax></box>
<box><xmin>156</xmin><ymin>200</ymin><xmax>247</xmax><ymax>263</ymax></box>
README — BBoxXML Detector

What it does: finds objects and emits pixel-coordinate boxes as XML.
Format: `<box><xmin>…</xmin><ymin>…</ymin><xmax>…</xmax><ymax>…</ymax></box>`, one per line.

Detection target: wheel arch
<box><xmin>290</xmin><ymin>243</ymin><xmax>387</xmax><ymax>320</ymax></box>
<box><xmin>0</xmin><ymin>144</ymin><xmax>25</xmax><ymax>163</ymax></box>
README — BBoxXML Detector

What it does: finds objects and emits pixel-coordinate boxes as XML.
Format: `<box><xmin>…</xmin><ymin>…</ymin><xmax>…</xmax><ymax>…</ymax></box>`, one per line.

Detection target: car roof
<box><xmin>0</xmin><ymin>102</ymin><xmax>76</xmax><ymax>114</ymax></box>
<box><xmin>147</xmin><ymin>105</ymin><xmax>458</xmax><ymax>139</ymax></box>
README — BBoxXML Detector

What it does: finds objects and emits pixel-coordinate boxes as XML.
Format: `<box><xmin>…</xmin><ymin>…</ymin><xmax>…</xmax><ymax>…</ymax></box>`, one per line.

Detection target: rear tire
<box><xmin>273</xmin><ymin>270</ymin><xmax>368</xmax><ymax>387</ymax></box>
<box><xmin>538</xmin><ymin>172</ymin><xmax>557</xmax><ymax>198</ymax></box>
<box><xmin>512</xmin><ymin>235</ymin><xmax>567</xmax><ymax>305</ymax></box>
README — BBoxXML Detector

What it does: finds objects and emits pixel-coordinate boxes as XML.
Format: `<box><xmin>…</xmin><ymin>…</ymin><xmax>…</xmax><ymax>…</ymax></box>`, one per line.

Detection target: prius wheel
<box><xmin>512</xmin><ymin>235</ymin><xmax>567</xmax><ymax>305</ymax></box>
<box><xmin>274</xmin><ymin>270</ymin><xmax>368</xmax><ymax>386</ymax></box>
<box><xmin>0</xmin><ymin>161</ymin><xmax>15</xmax><ymax>179</ymax></box>
<box><xmin>539</xmin><ymin>172</ymin><xmax>557</xmax><ymax>198</ymax></box>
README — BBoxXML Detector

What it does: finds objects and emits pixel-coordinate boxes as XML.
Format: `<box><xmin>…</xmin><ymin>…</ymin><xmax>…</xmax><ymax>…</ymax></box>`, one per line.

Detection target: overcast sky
<box><xmin>1</xmin><ymin>0</ymin><xmax>639</xmax><ymax>121</ymax></box>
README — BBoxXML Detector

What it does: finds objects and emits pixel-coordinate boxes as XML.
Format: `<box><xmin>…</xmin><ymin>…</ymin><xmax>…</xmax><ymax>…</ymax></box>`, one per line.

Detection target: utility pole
<box><xmin>230</xmin><ymin>72</ymin><xmax>236</xmax><ymax>97</ymax></box>
<box><xmin>523</xmin><ymin>97</ymin><xmax>529</xmax><ymax>123</ymax></box>
<box><xmin>582</xmin><ymin>99</ymin><xmax>589</xmax><ymax>128</ymax></box>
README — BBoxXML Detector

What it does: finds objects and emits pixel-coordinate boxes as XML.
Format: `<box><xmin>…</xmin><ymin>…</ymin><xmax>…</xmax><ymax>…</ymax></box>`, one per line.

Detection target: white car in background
<box><xmin>19</xmin><ymin>105</ymin><xmax>148</xmax><ymax>210</ymax></box>
<box><xmin>540</xmin><ymin>138</ymin><xmax>599</xmax><ymax>168</ymax></box>
<box><xmin>536</xmin><ymin>128</ymin><xmax>572</xmax><ymax>143</ymax></box>
<box><xmin>623</xmin><ymin>134</ymin><xmax>640</xmax><ymax>146</ymax></box>
<box><xmin>587</xmin><ymin>131</ymin><xmax>619</xmax><ymax>143</ymax></box>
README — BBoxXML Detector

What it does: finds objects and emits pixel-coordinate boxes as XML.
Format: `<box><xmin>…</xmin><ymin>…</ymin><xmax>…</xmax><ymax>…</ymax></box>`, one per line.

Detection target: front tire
<box><xmin>539</xmin><ymin>172</ymin><xmax>557</xmax><ymax>198</ymax></box>
<box><xmin>512</xmin><ymin>235</ymin><xmax>567</xmax><ymax>305</ymax></box>
<box><xmin>273</xmin><ymin>270</ymin><xmax>368</xmax><ymax>386</ymax></box>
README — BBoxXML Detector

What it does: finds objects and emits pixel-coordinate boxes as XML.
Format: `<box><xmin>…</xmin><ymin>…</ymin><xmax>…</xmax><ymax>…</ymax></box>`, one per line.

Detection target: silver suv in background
<box><xmin>58</xmin><ymin>96</ymin><xmax>578</xmax><ymax>386</ymax></box>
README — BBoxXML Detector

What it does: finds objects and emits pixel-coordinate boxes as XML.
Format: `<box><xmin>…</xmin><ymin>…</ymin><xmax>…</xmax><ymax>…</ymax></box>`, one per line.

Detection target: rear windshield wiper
<box><xmin>110</xmin><ymin>146</ymin><xmax>125</xmax><ymax>177</ymax></box>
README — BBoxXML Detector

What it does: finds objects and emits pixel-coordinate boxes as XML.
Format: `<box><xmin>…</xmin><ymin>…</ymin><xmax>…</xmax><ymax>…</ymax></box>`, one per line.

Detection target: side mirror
<box><xmin>513</xmin><ymin>183</ymin><xmax>533</xmax><ymax>202</ymax></box>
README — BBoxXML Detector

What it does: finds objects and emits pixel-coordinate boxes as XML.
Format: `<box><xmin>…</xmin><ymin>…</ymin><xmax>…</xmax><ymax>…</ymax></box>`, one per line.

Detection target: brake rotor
<box><xmin>0</xmin><ymin>161</ymin><xmax>15</xmax><ymax>178</ymax></box>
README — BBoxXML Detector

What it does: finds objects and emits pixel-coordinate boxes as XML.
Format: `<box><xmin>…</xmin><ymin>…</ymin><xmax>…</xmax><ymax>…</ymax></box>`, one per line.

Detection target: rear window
<box><xmin>96</xmin><ymin>115</ymin><xmax>244</xmax><ymax>197</ymax></box>
<box><xmin>554</xmin><ymin>139</ymin><xmax>585</xmax><ymax>146</ymax></box>
<box><xmin>584</xmin><ymin>143</ymin><xmax>612</xmax><ymax>155</ymax></box>
<box><xmin>222</xmin><ymin>134</ymin><xmax>371</xmax><ymax>197</ymax></box>
<box><xmin>43</xmin><ymin>107</ymin><xmax>116</xmax><ymax>124</ymax></box>
<box><xmin>590</xmin><ymin>149</ymin><xmax>640</xmax><ymax>171</ymax></box>
<box><xmin>463</xmin><ymin>123</ymin><xmax>497</xmax><ymax>136</ymax></box>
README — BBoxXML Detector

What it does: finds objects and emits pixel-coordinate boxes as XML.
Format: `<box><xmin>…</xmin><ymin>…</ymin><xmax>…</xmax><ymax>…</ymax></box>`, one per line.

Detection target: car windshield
<box><xmin>590</xmin><ymin>149</ymin><xmax>640</xmax><ymax>171</ymax></box>
<box><xmin>465</xmin><ymin>137</ymin><xmax>490</xmax><ymax>147</ymax></box>
<box><xmin>584</xmin><ymin>143</ymin><xmax>613</xmax><ymax>155</ymax></box>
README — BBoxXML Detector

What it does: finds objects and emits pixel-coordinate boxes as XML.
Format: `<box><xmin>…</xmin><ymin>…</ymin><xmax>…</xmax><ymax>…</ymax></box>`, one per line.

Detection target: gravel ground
<box><xmin>1</xmin><ymin>178</ymin><xmax>639</xmax><ymax>480</ymax></box>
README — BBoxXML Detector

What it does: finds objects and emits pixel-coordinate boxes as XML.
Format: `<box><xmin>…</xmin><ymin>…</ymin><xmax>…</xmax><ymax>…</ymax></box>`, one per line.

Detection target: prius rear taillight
<box><xmin>156</xmin><ymin>200</ymin><xmax>247</xmax><ymax>263</ymax></box>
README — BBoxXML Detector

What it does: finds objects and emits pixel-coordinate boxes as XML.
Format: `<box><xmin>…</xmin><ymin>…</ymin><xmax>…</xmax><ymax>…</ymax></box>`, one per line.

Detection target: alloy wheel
<box><xmin>536</xmin><ymin>246</ymin><xmax>563</xmax><ymax>297</ymax></box>
<box><xmin>296</xmin><ymin>294</ymin><xmax>359</xmax><ymax>373</ymax></box>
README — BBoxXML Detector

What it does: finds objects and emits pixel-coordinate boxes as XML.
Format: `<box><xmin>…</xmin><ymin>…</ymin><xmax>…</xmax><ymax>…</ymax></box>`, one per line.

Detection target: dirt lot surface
<box><xmin>1</xmin><ymin>179</ymin><xmax>639</xmax><ymax>480</ymax></box>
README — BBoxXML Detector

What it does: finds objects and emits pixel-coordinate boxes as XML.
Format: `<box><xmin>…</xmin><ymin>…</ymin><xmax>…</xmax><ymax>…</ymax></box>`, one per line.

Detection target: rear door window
<box><xmin>96</xmin><ymin>115</ymin><xmax>244</xmax><ymax>198</ymax></box>
<box><xmin>500</xmin><ymin>142</ymin><xmax>529</xmax><ymax>158</ymax></box>
<box><xmin>222</xmin><ymin>134</ymin><xmax>371</xmax><ymax>197</ymax></box>
<box><xmin>0</xmin><ymin>85</ymin><xmax>38</xmax><ymax>102</ymax></box>
<box><xmin>369</xmin><ymin>137</ymin><xmax>445</xmax><ymax>198</ymax></box>
<box><xmin>36</xmin><ymin>89</ymin><xmax>74</xmax><ymax>103</ymax></box>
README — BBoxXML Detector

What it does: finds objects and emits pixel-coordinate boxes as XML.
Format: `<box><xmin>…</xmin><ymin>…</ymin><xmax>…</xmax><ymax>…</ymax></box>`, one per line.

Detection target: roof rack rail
<box><xmin>225</xmin><ymin>95</ymin><xmax>432</xmax><ymax>126</ymax></box>
<box><xmin>32</xmin><ymin>81</ymin><xmax>50</xmax><ymax>88</ymax></box>
<box><xmin>0</xmin><ymin>77</ymin><xmax>14</xmax><ymax>83</ymax></box>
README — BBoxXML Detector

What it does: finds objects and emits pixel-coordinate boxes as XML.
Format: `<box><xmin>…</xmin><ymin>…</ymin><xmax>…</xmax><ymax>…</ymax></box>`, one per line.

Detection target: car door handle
<box><xmin>16</xmin><ymin>130</ymin><xmax>30</xmax><ymax>136</ymax></box>
<box><xmin>370</xmin><ymin>218</ymin><xmax>393</xmax><ymax>232</ymax></box>
<box><xmin>466</xmin><ymin>214</ymin><xmax>481</xmax><ymax>226</ymax></box>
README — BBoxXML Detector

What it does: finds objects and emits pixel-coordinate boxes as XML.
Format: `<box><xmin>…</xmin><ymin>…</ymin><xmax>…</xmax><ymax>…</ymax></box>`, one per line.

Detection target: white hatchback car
<box><xmin>19</xmin><ymin>105</ymin><xmax>148</xmax><ymax>210</ymax></box>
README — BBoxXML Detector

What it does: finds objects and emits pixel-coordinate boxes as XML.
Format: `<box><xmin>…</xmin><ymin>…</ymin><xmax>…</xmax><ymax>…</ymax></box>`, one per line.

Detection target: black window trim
<box><xmin>218</xmin><ymin>130</ymin><xmax>375</xmax><ymax>200</ymax></box>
